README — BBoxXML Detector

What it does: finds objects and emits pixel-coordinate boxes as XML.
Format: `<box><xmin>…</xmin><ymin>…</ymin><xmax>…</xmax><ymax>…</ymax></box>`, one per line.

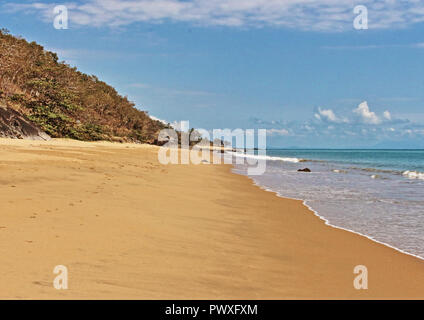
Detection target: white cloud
<box><xmin>313</xmin><ymin>101</ymin><xmax>401</xmax><ymax>126</ymax></box>
<box><xmin>267</xmin><ymin>128</ymin><xmax>290</xmax><ymax>136</ymax></box>
<box><xmin>169</xmin><ymin>120</ymin><xmax>185</xmax><ymax>131</ymax></box>
<box><xmin>383</xmin><ymin>110</ymin><xmax>392</xmax><ymax>121</ymax></box>
<box><xmin>251</xmin><ymin>102</ymin><xmax>422</xmax><ymax>146</ymax></box>
<box><xmin>315</xmin><ymin>107</ymin><xmax>339</xmax><ymax>123</ymax></box>
<box><xmin>353</xmin><ymin>101</ymin><xmax>381</xmax><ymax>124</ymax></box>
<box><xmin>5</xmin><ymin>0</ymin><xmax>424</xmax><ymax>32</ymax></box>
<box><xmin>149</xmin><ymin>115</ymin><xmax>169</xmax><ymax>125</ymax></box>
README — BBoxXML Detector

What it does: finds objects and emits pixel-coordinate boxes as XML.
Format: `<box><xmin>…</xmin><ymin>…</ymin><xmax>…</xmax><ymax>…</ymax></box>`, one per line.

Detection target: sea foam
<box><xmin>402</xmin><ymin>170</ymin><xmax>424</xmax><ymax>180</ymax></box>
<box><xmin>230</xmin><ymin>152</ymin><xmax>302</xmax><ymax>163</ymax></box>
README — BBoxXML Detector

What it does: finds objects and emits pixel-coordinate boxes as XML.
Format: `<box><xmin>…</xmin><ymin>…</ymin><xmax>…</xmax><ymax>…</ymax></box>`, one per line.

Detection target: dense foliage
<box><xmin>0</xmin><ymin>28</ymin><xmax>166</xmax><ymax>143</ymax></box>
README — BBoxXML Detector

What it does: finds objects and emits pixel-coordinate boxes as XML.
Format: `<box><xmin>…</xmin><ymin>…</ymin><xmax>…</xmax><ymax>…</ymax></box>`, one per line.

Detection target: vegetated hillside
<box><xmin>0</xmin><ymin>28</ymin><xmax>166</xmax><ymax>143</ymax></box>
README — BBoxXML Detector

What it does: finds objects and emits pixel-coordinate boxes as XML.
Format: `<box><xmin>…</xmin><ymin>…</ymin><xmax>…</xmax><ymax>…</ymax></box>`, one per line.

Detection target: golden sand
<box><xmin>0</xmin><ymin>138</ymin><xmax>423</xmax><ymax>299</ymax></box>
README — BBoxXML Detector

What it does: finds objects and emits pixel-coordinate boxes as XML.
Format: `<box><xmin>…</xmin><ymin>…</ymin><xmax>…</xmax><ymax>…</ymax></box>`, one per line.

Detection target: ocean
<box><xmin>231</xmin><ymin>149</ymin><xmax>424</xmax><ymax>259</ymax></box>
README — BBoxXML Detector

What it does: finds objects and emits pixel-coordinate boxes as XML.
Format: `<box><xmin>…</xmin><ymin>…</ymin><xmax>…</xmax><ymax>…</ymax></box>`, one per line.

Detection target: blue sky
<box><xmin>2</xmin><ymin>0</ymin><xmax>424</xmax><ymax>148</ymax></box>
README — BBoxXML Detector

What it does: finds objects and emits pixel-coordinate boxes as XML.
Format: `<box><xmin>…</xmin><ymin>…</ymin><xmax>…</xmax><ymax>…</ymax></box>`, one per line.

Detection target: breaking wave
<box><xmin>402</xmin><ymin>170</ymin><xmax>424</xmax><ymax>180</ymax></box>
<box><xmin>229</xmin><ymin>152</ymin><xmax>303</xmax><ymax>163</ymax></box>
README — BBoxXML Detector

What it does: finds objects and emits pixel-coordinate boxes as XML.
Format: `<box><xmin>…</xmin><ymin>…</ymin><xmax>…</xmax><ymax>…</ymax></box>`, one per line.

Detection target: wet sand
<box><xmin>0</xmin><ymin>138</ymin><xmax>423</xmax><ymax>299</ymax></box>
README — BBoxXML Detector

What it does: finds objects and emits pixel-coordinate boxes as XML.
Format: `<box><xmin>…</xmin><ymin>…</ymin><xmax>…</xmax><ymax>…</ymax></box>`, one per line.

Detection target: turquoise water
<box><xmin>232</xmin><ymin>149</ymin><xmax>424</xmax><ymax>258</ymax></box>
<box><xmin>267</xmin><ymin>149</ymin><xmax>424</xmax><ymax>173</ymax></box>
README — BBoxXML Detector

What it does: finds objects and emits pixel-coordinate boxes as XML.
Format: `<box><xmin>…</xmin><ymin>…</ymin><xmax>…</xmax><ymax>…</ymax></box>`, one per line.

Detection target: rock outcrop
<box><xmin>0</xmin><ymin>106</ymin><xmax>50</xmax><ymax>140</ymax></box>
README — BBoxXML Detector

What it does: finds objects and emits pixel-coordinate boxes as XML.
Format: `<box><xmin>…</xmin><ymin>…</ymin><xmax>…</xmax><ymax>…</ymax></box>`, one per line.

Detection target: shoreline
<box><xmin>240</xmin><ymin>172</ymin><xmax>424</xmax><ymax>262</ymax></box>
<box><xmin>1</xmin><ymin>138</ymin><xmax>424</xmax><ymax>299</ymax></box>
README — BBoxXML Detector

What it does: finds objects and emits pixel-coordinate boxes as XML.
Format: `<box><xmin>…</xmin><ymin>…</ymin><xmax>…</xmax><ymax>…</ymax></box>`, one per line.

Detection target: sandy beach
<box><xmin>0</xmin><ymin>138</ymin><xmax>423</xmax><ymax>299</ymax></box>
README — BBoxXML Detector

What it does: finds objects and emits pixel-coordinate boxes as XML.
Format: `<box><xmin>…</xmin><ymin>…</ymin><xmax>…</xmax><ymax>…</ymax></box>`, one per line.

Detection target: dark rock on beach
<box><xmin>297</xmin><ymin>168</ymin><xmax>311</xmax><ymax>172</ymax></box>
<box><xmin>0</xmin><ymin>106</ymin><xmax>51</xmax><ymax>140</ymax></box>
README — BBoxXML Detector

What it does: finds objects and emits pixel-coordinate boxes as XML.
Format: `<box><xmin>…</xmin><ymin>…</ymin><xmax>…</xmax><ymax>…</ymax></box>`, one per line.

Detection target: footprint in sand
<box><xmin>32</xmin><ymin>281</ymin><xmax>50</xmax><ymax>287</ymax></box>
